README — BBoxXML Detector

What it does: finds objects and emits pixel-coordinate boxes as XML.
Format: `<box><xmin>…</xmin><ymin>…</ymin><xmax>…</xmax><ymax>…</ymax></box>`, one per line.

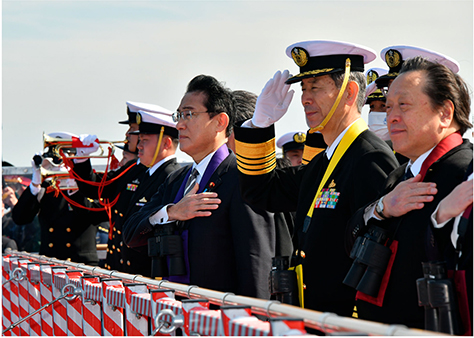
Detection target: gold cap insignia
<box><xmin>366</xmin><ymin>70</ymin><xmax>379</xmax><ymax>85</ymax></box>
<box><xmin>328</xmin><ymin>179</ymin><xmax>336</xmax><ymax>188</ymax></box>
<box><xmin>139</xmin><ymin>197</ymin><xmax>147</xmax><ymax>203</ymax></box>
<box><xmin>291</xmin><ymin>47</ymin><xmax>309</xmax><ymax>67</ymax></box>
<box><xmin>293</xmin><ymin>132</ymin><xmax>306</xmax><ymax>143</ymax></box>
<box><xmin>385</xmin><ymin>49</ymin><xmax>402</xmax><ymax>68</ymax></box>
<box><xmin>136</xmin><ymin>113</ymin><xmax>142</xmax><ymax>125</ymax></box>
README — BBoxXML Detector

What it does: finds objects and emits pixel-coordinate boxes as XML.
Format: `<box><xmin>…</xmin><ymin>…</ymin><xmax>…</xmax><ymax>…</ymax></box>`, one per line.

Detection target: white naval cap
<box><xmin>285</xmin><ymin>40</ymin><xmax>377</xmax><ymax>84</ymax></box>
<box><xmin>277</xmin><ymin>131</ymin><xmax>307</xmax><ymax>152</ymax></box>
<box><xmin>365</xmin><ymin>68</ymin><xmax>389</xmax><ymax>101</ymax></box>
<box><xmin>47</xmin><ymin>131</ymin><xmax>78</xmax><ymax>139</ymax></box>
<box><xmin>131</xmin><ymin>109</ymin><xmax>178</xmax><ymax>138</ymax></box>
<box><xmin>376</xmin><ymin>45</ymin><xmax>460</xmax><ymax>88</ymax></box>
<box><xmin>119</xmin><ymin>101</ymin><xmax>173</xmax><ymax>125</ymax></box>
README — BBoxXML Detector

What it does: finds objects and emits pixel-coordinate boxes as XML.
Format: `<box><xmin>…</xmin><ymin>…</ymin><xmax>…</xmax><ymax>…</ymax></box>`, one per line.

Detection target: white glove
<box><xmin>30</xmin><ymin>154</ymin><xmax>42</xmax><ymax>195</ymax></box>
<box><xmin>75</xmin><ymin>134</ymin><xmax>99</xmax><ymax>163</ymax></box>
<box><xmin>31</xmin><ymin>155</ymin><xmax>42</xmax><ymax>186</ymax></box>
<box><xmin>251</xmin><ymin>70</ymin><xmax>295</xmax><ymax>128</ymax></box>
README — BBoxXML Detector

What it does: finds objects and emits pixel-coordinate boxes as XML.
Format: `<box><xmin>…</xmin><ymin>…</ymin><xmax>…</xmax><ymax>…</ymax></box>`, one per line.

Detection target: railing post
<box><xmin>26</xmin><ymin>263</ymin><xmax>42</xmax><ymax>336</ymax></box>
<box><xmin>51</xmin><ymin>266</ymin><xmax>69</xmax><ymax>335</ymax></box>
<box><xmin>64</xmin><ymin>270</ymin><xmax>84</xmax><ymax>335</ymax></box>
<box><xmin>101</xmin><ymin>278</ymin><xmax>125</xmax><ymax>336</ymax></box>
<box><xmin>2</xmin><ymin>255</ymin><xmax>13</xmax><ymax>336</ymax></box>
<box><xmin>123</xmin><ymin>283</ymin><xmax>149</xmax><ymax>336</ymax></box>
<box><xmin>81</xmin><ymin>275</ymin><xmax>103</xmax><ymax>336</ymax></box>
<box><xmin>39</xmin><ymin>264</ymin><xmax>55</xmax><ymax>336</ymax></box>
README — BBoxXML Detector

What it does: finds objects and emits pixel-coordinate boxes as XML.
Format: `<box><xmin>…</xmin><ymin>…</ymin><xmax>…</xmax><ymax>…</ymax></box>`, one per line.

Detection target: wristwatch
<box><xmin>375</xmin><ymin>196</ymin><xmax>388</xmax><ymax>219</ymax></box>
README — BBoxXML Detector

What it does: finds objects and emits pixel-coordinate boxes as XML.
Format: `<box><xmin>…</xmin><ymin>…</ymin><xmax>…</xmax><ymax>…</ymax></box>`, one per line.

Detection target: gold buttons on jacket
<box><xmin>300</xmin><ymin>251</ymin><xmax>306</xmax><ymax>258</ymax></box>
<box><xmin>303</xmin><ymin>284</ymin><xmax>307</xmax><ymax>290</ymax></box>
<box><xmin>117</xmin><ymin>248</ymin><xmax>120</xmax><ymax>253</ymax></box>
<box><xmin>119</xmin><ymin>213</ymin><xmax>123</xmax><ymax>217</ymax></box>
<box><xmin>112</xmin><ymin>245</ymin><xmax>116</xmax><ymax>249</ymax></box>
<box><xmin>120</xmin><ymin>259</ymin><xmax>123</xmax><ymax>264</ymax></box>
<box><xmin>113</xmin><ymin>227</ymin><xmax>116</xmax><ymax>232</ymax></box>
<box><xmin>117</xmin><ymin>230</ymin><xmax>121</xmax><ymax>235</ymax></box>
<box><xmin>66</xmin><ymin>243</ymin><xmax>71</xmax><ymax>248</ymax></box>
<box><xmin>49</xmin><ymin>228</ymin><xmax>54</xmax><ymax>232</ymax></box>
<box><xmin>49</xmin><ymin>243</ymin><xmax>53</xmax><ymax>248</ymax></box>
<box><xmin>120</xmin><ymin>241</ymin><xmax>123</xmax><ymax>247</ymax></box>
<box><xmin>114</xmin><ymin>209</ymin><xmax>118</xmax><ymax>214</ymax></box>
<box><xmin>66</xmin><ymin>228</ymin><xmax>71</xmax><ymax>232</ymax></box>
<box><xmin>127</xmin><ymin>260</ymin><xmax>131</xmax><ymax>266</ymax></box>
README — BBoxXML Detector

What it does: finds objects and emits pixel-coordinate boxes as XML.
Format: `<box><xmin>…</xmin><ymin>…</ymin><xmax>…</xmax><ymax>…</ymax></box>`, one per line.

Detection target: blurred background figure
<box><xmin>276</xmin><ymin>131</ymin><xmax>306</xmax><ymax>167</ymax></box>
<box><xmin>2</xmin><ymin>161</ymin><xmax>41</xmax><ymax>253</ymax></box>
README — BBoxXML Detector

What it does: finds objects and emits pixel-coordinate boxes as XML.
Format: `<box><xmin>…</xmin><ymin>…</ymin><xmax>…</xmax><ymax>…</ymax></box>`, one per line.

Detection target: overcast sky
<box><xmin>2</xmin><ymin>0</ymin><xmax>473</xmax><ymax>167</ymax></box>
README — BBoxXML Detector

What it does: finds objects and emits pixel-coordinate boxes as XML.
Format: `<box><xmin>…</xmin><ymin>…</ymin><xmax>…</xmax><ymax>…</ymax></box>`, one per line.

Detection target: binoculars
<box><xmin>343</xmin><ymin>225</ymin><xmax>392</xmax><ymax>297</ymax></box>
<box><xmin>416</xmin><ymin>261</ymin><xmax>462</xmax><ymax>334</ymax></box>
<box><xmin>269</xmin><ymin>256</ymin><xmax>300</xmax><ymax>306</ymax></box>
<box><xmin>148</xmin><ymin>223</ymin><xmax>186</xmax><ymax>278</ymax></box>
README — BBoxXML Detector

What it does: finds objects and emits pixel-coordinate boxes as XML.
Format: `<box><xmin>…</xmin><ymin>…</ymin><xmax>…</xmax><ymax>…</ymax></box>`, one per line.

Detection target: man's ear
<box><xmin>345</xmin><ymin>81</ymin><xmax>359</xmax><ymax>106</ymax></box>
<box><xmin>439</xmin><ymin>99</ymin><xmax>455</xmax><ymax>128</ymax></box>
<box><xmin>160</xmin><ymin>135</ymin><xmax>172</xmax><ymax>150</ymax></box>
<box><xmin>215</xmin><ymin>112</ymin><xmax>229</xmax><ymax>133</ymax></box>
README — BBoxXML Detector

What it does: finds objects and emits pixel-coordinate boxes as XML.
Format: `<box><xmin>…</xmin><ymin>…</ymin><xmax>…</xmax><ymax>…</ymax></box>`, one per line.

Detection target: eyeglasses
<box><xmin>172</xmin><ymin>110</ymin><xmax>211</xmax><ymax>122</ymax></box>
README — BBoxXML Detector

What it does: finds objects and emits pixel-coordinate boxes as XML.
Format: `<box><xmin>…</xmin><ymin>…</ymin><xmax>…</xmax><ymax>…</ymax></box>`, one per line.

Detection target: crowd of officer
<box><xmin>2</xmin><ymin>41</ymin><xmax>472</xmax><ymax>334</ymax></box>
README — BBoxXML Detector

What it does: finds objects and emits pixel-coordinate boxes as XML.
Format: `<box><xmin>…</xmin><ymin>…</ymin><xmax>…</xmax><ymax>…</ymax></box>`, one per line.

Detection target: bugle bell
<box><xmin>43</xmin><ymin>132</ymin><xmax>125</xmax><ymax>160</ymax></box>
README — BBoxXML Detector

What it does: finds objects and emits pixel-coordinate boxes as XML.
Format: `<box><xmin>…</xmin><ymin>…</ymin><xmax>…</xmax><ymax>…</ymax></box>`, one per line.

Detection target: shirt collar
<box><xmin>147</xmin><ymin>154</ymin><xmax>176</xmax><ymax>176</ymax></box>
<box><xmin>192</xmin><ymin>150</ymin><xmax>217</xmax><ymax>184</ymax></box>
<box><xmin>407</xmin><ymin>146</ymin><xmax>435</xmax><ymax>176</ymax></box>
<box><xmin>325</xmin><ymin>118</ymin><xmax>360</xmax><ymax>160</ymax></box>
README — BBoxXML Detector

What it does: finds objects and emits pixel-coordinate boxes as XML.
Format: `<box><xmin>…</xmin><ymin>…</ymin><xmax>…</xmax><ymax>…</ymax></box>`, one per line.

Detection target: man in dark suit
<box><xmin>123</xmin><ymin>75</ymin><xmax>276</xmax><ymax>299</ymax></box>
<box><xmin>346</xmin><ymin>56</ymin><xmax>473</xmax><ymax>330</ymax></box>
<box><xmin>73</xmin><ymin>104</ymin><xmax>181</xmax><ymax>277</ymax></box>
<box><xmin>233</xmin><ymin>40</ymin><xmax>399</xmax><ymax>315</ymax></box>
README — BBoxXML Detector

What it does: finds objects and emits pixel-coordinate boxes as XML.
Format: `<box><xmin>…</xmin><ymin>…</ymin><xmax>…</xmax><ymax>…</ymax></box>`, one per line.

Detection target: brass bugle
<box><xmin>43</xmin><ymin>133</ymin><xmax>125</xmax><ymax>159</ymax></box>
<box><xmin>40</xmin><ymin>167</ymin><xmax>78</xmax><ymax>191</ymax></box>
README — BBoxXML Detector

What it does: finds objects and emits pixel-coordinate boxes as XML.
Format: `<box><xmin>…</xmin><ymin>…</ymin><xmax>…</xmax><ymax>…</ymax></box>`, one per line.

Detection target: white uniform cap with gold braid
<box><xmin>276</xmin><ymin>131</ymin><xmax>307</xmax><ymax>152</ymax></box>
<box><xmin>119</xmin><ymin>101</ymin><xmax>174</xmax><ymax>125</ymax></box>
<box><xmin>284</xmin><ymin>40</ymin><xmax>376</xmax><ymax>133</ymax></box>
<box><xmin>133</xmin><ymin>109</ymin><xmax>178</xmax><ymax>168</ymax></box>
<box><xmin>285</xmin><ymin>40</ymin><xmax>376</xmax><ymax>84</ymax></box>
<box><xmin>376</xmin><ymin>45</ymin><xmax>460</xmax><ymax>89</ymax></box>
<box><xmin>365</xmin><ymin>68</ymin><xmax>388</xmax><ymax>102</ymax></box>
<box><xmin>47</xmin><ymin>131</ymin><xmax>78</xmax><ymax>139</ymax></box>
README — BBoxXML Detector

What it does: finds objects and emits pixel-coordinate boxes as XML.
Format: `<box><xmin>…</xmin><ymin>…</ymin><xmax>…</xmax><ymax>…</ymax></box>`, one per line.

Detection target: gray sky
<box><xmin>3</xmin><ymin>0</ymin><xmax>473</xmax><ymax>167</ymax></box>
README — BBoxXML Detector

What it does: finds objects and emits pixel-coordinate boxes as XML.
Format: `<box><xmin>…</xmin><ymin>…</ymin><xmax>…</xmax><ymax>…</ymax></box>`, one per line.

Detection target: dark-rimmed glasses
<box><xmin>172</xmin><ymin>110</ymin><xmax>211</xmax><ymax>122</ymax></box>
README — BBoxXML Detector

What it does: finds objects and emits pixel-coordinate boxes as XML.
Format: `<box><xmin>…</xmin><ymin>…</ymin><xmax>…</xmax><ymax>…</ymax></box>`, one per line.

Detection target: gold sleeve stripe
<box><xmin>302</xmin><ymin>147</ymin><xmax>325</xmax><ymax>165</ymax></box>
<box><xmin>236</xmin><ymin>156</ymin><xmax>276</xmax><ymax>170</ymax></box>
<box><xmin>234</xmin><ymin>138</ymin><xmax>275</xmax><ymax>159</ymax></box>
<box><xmin>237</xmin><ymin>160</ymin><xmax>276</xmax><ymax>175</ymax></box>
<box><xmin>235</xmin><ymin>151</ymin><xmax>275</xmax><ymax>164</ymax></box>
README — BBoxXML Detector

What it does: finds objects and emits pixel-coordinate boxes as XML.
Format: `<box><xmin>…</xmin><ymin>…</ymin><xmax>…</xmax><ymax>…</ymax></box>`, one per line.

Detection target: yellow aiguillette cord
<box><xmin>147</xmin><ymin>126</ymin><xmax>165</xmax><ymax>168</ymax></box>
<box><xmin>302</xmin><ymin>118</ymin><xmax>368</xmax><ymax>233</ymax></box>
<box><xmin>309</xmin><ymin>58</ymin><xmax>352</xmax><ymax>134</ymax></box>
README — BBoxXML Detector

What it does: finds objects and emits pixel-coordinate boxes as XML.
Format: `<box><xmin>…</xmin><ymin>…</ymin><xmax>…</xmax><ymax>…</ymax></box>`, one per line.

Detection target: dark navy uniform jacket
<box><xmin>233</xmin><ymin>124</ymin><xmax>398</xmax><ymax>316</ymax></box>
<box><xmin>12</xmin><ymin>182</ymin><xmax>99</xmax><ymax>265</ymax></box>
<box><xmin>74</xmin><ymin>158</ymin><xmax>181</xmax><ymax>276</ymax></box>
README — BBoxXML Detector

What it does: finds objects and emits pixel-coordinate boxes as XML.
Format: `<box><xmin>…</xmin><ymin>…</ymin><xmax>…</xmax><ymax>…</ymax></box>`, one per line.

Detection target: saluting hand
<box><xmin>251</xmin><ymin>70</ymin><xmax>295</xmax><ymax>128</ymax></box>
<box><xmin>383</xmin><ymin>174</ymin><xmax>437</xmax><ymax>218</ymax></box>
<box><xmin>167</xmin><ymin>184</ymin><xmax>221</xmax><ymax>221</ymax></box>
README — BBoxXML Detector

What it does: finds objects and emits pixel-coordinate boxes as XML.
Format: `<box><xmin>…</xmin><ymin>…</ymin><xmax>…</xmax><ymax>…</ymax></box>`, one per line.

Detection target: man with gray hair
<box><xmin>233</xmin><ymin>40</ymin><xmax>398</xmax><ymax>316</ymax></box>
